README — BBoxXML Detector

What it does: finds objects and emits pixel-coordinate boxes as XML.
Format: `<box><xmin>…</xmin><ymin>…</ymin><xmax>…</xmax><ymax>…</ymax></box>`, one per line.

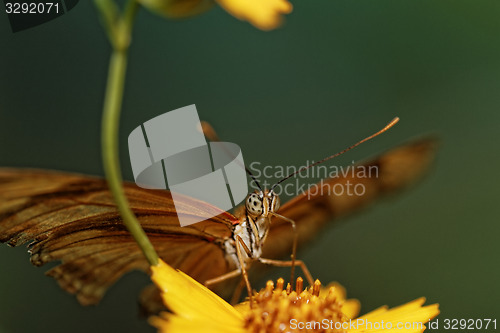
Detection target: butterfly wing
<box><xmin>262</xmin><ymin>137</ymin><xmax>438</xmax><ymax>259</ymax></box>
<box><xmin>0</xmin><ymin>168</ymin><xmax>236</xmax><ymax>305</ymax></box>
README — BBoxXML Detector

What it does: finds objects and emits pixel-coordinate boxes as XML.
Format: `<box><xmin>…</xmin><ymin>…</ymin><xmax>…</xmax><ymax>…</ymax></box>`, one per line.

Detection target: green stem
<box><xmin>98</xmin><ymin>0</ymin><xmax>159</xmax><ymax>266</ymax></box>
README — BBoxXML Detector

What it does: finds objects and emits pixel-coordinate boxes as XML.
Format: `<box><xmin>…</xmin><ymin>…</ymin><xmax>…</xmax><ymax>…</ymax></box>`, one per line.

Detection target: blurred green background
<box><xmin>1</xmin><ymin>0</ymin><xmax>499</xmax><ymax>332</ymax></box>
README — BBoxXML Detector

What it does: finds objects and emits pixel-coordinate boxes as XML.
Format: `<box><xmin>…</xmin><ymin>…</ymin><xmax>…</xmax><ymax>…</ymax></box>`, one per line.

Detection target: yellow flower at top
<box><xmin>149</xmin><ymin>260</ymin><xmax>440</xmax><ymax>333</ymax></box>
<box><xmin>216</xmin><ymin>0</ymin><xmax>293</xmax><ymax>31</ymax></box>
<box><xmin>138</xmin><ymin>0</ymin><xmax>292</xmax><ymax>30</ymax></box>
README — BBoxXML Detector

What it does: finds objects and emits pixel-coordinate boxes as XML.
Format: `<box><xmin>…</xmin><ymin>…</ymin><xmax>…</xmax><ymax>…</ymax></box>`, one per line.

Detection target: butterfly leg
<box><xmin>204</xmin><ymin>269</ymin><xmax>242</xmax><ymax>287</ymax></box>
<box><xmin>230</xmin><ymin>278</ymin><xmax>246</xmax><ymax>305</ymax></box>
<box><xmin>204</xmin><ymin>235</ymin><xmax>254</xmax><ymax>307</ymax></box>
<box><xmin>235</xmin><ymin>235</ymin><xmax>254</xmax><ymax>307</ymax></box>
<box><xmin>270</xmin><ymin>212</ymin><xmax>299</xmax><ymax>286</ymax></box>
<box><xmin>258</xmin><ymin>257</ymin><xmax>314</xmax><ymax>287</ymax></box>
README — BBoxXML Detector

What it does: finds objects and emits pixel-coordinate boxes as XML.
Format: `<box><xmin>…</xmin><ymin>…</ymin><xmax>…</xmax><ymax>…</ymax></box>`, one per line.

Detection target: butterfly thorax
<box><xmin>223</xmin><ymin>190</ymin><xmax>280</xmax><ymax>270</ymax></box>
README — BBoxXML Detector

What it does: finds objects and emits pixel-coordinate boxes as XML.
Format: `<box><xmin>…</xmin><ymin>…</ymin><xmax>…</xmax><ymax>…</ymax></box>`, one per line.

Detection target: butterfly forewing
<box><xmin>0</xmin><ymin>169</ymin><xmax>236</xmax><ymax>305</ymax></box>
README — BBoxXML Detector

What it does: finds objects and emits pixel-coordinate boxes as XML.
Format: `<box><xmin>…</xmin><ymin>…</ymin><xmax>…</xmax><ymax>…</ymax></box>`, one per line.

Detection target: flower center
<box><xmin>244</xmin><ymin>278</ymin><xmax>348</xmax><ymax>333</ymax></box>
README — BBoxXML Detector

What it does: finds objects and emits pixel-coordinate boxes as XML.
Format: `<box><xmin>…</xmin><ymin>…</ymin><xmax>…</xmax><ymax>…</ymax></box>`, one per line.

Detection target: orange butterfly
<box><xmin>0</xmin><ymin>120</ymin><xmax>437</xmax><ymax>309</ymax></box>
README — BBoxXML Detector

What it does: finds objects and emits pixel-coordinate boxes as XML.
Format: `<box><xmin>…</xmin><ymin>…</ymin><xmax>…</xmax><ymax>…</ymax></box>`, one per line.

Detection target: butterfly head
<box><xmin>245</xmin><ymin>190</ymin><xmax>280</xmax><ymax>218</ymax></box>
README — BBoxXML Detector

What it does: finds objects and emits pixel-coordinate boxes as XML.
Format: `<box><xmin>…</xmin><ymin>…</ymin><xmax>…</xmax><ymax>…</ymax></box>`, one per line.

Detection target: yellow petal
<box><xmin>233</xmin><ymin>302</ymin><xmax>249</xmax><ymax>315</ymax></box>
<box><xmin>150</xmin><ymin>312</ymin><xmax>245</xmax><ymax>333</ymax></box>
<box><xmin>320</xmin><ymin>282</ymin><xmax>348</xmax><ymax>300</ymax></box>
<box><xmin>342</xmin><ymin>299</ymin><xmax>361</xmax><ymax>319</ymax></box>
<box><xmin>149</xmin><ymin>260</ymin><xmax>244</xmax><ymax>332</ymax></box>
<box><xmin>349</xmin><ymin>298</ymin><xmax>440</xmax><ymax>333</ymax></box>
<box><xmin>320</xmin><ymin>282</ymin><xmax>360</xmax><ymax>319</ymax></box>
<box><xmin>215</xmin><ymin>0</ymin><xmax>292</xmax><ymax>30</ymax></box>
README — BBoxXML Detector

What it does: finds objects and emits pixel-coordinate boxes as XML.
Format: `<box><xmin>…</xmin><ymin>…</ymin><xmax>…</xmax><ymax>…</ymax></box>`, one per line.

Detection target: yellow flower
<box><xmin>138</xmin><ymin>0</ymin><xmax>292</xmax><ymax>30</ymax></box>
<box><xmin>149</xmin><ymin>260</ymin><xmax>440</xmax><ymax>333</ymax></box>
<box><xmin>216</xmin><ymin>0</ymin><xmax>293</xmax><ymax>31</ymax></box>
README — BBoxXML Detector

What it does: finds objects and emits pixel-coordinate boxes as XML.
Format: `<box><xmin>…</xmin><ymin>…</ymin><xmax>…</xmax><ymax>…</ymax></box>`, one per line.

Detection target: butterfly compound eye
<box><xmin>246</xmin><ymin>193</ymin><xmax>263</xmax><ymax>216</ymax></box>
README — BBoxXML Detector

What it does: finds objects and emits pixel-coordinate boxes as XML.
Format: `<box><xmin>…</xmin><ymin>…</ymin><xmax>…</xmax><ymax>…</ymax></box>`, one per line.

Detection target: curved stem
<box><xmin>99</xmin><ymin>0</ymin><xmax>159</xmax><ymax>265</ymax></box>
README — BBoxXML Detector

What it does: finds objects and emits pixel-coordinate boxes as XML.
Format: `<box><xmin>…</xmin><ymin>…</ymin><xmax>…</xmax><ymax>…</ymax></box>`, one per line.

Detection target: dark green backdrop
<box><xmin>1</xmin><ymin>1</ymin><xmax>499</xmax><ymax>332</ymax></box>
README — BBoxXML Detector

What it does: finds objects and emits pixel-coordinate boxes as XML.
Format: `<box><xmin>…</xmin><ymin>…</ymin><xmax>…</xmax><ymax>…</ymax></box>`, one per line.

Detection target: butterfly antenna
<box><xmin>271</xmin><ymin>117</ymin><xmax>400</xmax><ymax>192</ymax></box>
<box><xmin>247</xmin><ymin>167</ymin><xmax>263</xmax><ymax>192</ymax></box>
<box><xmin>200</xmin><ymin>121</ymin><xmax>263</xmax><ymax>192</ymax></box>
